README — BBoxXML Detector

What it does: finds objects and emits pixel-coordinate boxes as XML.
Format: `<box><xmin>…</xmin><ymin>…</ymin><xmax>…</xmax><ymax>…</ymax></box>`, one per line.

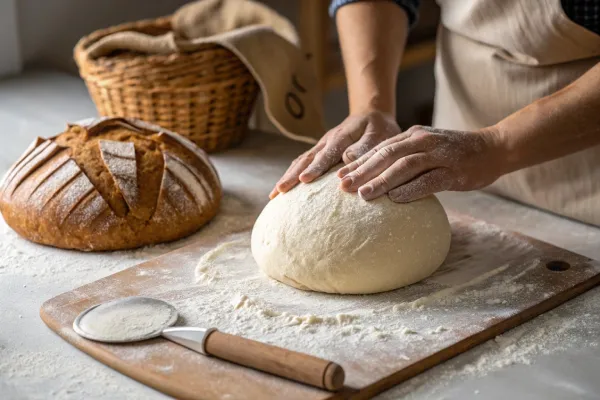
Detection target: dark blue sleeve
<box><xmin>329</xmin><ymin>0</ymin><xmax>420</xmax><ymax>28</ymax></box>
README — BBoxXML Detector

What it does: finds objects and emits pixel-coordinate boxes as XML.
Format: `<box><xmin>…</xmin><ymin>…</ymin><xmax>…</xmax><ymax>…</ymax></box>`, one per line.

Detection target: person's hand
<box><xmin>269</xmin><ymin>111</ymin><xmax>401</xmax><ymax>199</ymax></box>
<box><xmin>337</xmin><ymin>125</ymin><xmax>505</xmax><ymax>202</ymax></box>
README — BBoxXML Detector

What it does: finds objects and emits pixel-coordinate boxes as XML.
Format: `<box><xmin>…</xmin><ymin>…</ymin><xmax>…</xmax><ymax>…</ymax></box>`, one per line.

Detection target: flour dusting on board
<box><xmin>6</xmin><ymin>200</ymin><xmax>599</xmax><ymax>396</ymax></box>
<box><xmin>182</xmin><ymin>216</ymin><xmax>540</xmax><ymax>346</ymax></box>
<box><xmin>76</xmin><ymin>297</ymin><xmax>176</xmax><ymax>341</ymax></box>
<box><xmin>0</xmin><ymin>193</ymin><xmax>255</xmax><ymax>398</ymax></box>
<box><xmin>378</xmin><ymin>292</ymin><xmax>600</xmax><ymax>399</ymax></box>
<box><xmin>108</xmin><ymin>213</ymin><xmax>594</xmax><ymax>390</ymax></box>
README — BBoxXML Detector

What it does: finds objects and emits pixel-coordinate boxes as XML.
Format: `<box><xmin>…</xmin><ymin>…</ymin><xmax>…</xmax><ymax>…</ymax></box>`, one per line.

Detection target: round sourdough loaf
<box><xmin>0</xmin><ymin>117</ymin><xmax>221</xmax><ymax>251</ymax></box>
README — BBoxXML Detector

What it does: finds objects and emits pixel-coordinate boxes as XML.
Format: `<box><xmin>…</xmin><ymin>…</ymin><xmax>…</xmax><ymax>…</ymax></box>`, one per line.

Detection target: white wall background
<box><xmin>17</xmin><ymin>0</ymin><xmax>191</xmax><ymax>73</ymax></box>
<box><xmin>0</xmin><ymin>0</ymin><xmax>22</xmax><ymax>77</ymax></box>
<box><xmin>16</xmin><ymin>0</ymin><xmax>297</xmax><ymax>74</ymax></box>
<box><xmin>9</xmin><ymin>0</ymin><xmax>434</xmax><ymax>129</ymax></box>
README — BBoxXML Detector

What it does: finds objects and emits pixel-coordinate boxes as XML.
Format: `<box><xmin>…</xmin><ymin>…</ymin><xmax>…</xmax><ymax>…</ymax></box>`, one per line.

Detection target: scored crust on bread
<box><xmin>0</xmin><ymin>117</ymin><xmax>221</xmax><ymax>251</ymax></box>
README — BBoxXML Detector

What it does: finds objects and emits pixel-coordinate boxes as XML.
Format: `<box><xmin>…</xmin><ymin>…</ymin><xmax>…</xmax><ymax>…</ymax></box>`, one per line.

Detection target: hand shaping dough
<box><xmin>251</xmin><ymin>168</ymin><xmax>451</xmax><ymax>294</ymax></box>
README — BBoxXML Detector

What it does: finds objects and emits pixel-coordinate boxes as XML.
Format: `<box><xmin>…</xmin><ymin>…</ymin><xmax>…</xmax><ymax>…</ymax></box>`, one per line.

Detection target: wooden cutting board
<box><xmin>40</xmin><ymin>212</ymin><xmax>600</xmax><ymax>400</ymax></box>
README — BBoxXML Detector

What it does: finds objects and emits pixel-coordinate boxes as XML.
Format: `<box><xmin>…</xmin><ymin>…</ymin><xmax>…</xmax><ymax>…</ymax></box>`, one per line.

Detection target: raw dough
<box><xmin>251</xmin><ymin>167</ymin><xmax>451</xmax><ymax>294</ymax></box>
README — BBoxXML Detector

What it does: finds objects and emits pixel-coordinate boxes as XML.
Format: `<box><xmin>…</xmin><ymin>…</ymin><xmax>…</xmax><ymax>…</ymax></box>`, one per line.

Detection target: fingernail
<box><xmin>299</xmin><ymin>173</ymin><xmax>309</xmax><ymax>182</ymax></box>
<box><xmin>341</xmin><ymin>175</ymin><xmax>353</xmax><ymax>187</ymax></box>
<box><xmin>345</xmin><ymin>151</ymin><xmax>356</xmax><ymax>161</ymax></box>
<box><xmin>359</xmin><ymin>185</ymin><xmax>373</xmax><ymax>199</ymax></box>
<box><xmin>338</xmin><ymin>167</ymin><xmax>349</xmax><ymax>177</ymax></box>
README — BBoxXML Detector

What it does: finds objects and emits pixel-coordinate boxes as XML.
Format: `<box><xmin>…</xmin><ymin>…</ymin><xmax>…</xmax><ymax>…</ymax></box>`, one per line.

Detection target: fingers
<box><xmin>270</xmin><ymin>119</ymin><xmax>361</xmax><ymax>196</ymax></box>
<box><xmin>341</xmin><ymin>115</ymin><xmax>402</xmax><ymax>164</ymax></box>
<box><xmin>300</xmin><ymin>116</ymin><xmax>374</xmax><ymax>183</ymax></box>
<box><xmin>271</xmin><ymin>116</ymin><xmax>410</xmax><ymax>197</ymax></box>
<box><xmin>269</xmin><ymin>149</ymin><xmax>318</xmax><ymax>199</ymax></box>
<box><xmin>356</xmin><ymin>154</ymin><xmax>432</xmax><ymax>200</ymax></box>
<box><xmin>338</xmin><ymin>132</ymin><xmax>410</xmax><ymax>178</ymax></box>
<box><xmin>342</xmin><ymin>128</ymin><xmax>391</xmax><ymax>164</ymax></box>
<box><xmin>339</xmin><ymin>136</ymin><xmax>422</xmax><ymax>191</ymax></box>
<box><xmin>269</xmin><ymin>186</ymin><xmax>280</xmax><ymax>199</ymax></box>
<box><xmin>387</xmin><ymin>168</ymin><xmax>452</xmax><ymax>203</ymax></box>
<box><xmin>337</xmin><ymin>148</ymin><xmax>376</xmax><ymax>179</ymax></box>
<box><xmin>342</xmin><ymin>139</ymin><xmax>372</xmax><ymax>164</ymax></box>
<box><xmin>299</xmin><ymin>136</ymin><xmax>355</xmax><ymax>183</ymax></box>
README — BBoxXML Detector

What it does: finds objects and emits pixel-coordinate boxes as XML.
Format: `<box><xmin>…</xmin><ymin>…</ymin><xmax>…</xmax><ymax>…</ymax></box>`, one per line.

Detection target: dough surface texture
<box><xmin>251</xmin><ymin>168</ymin><xmax>451</xmax><ymax>294</ymax></box>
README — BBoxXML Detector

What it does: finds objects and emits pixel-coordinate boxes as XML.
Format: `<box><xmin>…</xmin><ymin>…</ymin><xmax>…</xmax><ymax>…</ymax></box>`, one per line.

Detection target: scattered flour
<box><xmin>0</xmin><ymin>192</ymin><xmax>254</xmax><ymax>398</ymax></box>
<box><xmin>3</xmin><ymin>190</ymin><xmax>600</xmax><ymax>398</ymax></box>
<box><xmin>430</xmin><ymin>326</ymin><xmax>448</xmax><ymax>334</ymax></box>
<box><xmin>53</xmin><ymin>173</ymin><xmax>95</xmax><ymax>224</ymax></box>
<box><xmin>174</xmin><ymin>215</ymin><xmax>600</xmax><ymax>394</ymax></box>
<box><xmin>99</xmin><ymin>140</ymin><xmax>138</xmax><ymax>212</ymax></box>
<box><xmin>75</xmin><ymin>297</ymin><xmax>177</xmax><ymax>342</ymax></box>
<box><xmin>3</xmin><ymin>108</ymin><xmax>600</xmax><ymax>400</ymax></box>
<box><xmin>164</xmin><ymin>153</ymin><xmax>210</xmax><ymax>210</ymax></box>
<box><xmin>403</xmin><ymin>263</ymin><xmax>512</xmax><ymax>310</ymax></box>
<box><xmin>31</xmin><ymin>159</ymin><xmax>81</xmax><ymax>210</ymax></box>
<box><xmin>0</xmin><ymin>346</ymin><xmax>152</xmax><ymax>400</ymax></box>
<box><xmin>378</xmin><ymin>294</ymin><xmax>600</xmax><ymax>399</ymax></box>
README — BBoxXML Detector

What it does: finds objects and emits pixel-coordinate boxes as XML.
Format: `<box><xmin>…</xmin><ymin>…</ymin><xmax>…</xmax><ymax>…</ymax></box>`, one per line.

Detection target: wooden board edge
<box><xmin>350</xmin><ymin>270</ymin><xmax>600</xmax><ymax>399</ymax></box>
<box><xmin>40</xmin><ymin>301</ymin><xmax>358</xmax><ymax>400</ymax></box>
<box><xmin>40</xmin><ymin>304</ymin><xmax>201</xmax><ymax>400</ymax></box>
<box><xmin>448</xmin><ymin>211</ymin><xmax>597</xmax><ymax>263</ymax></box>
<box><xmin>37</xmin><ymin>218</ymin><xmax>600</xmax><ymax>400</ymax></box>
<box><xmin>39</xmin><ymin>226</ymin><xmax>255</xmax><ymax>312</ymax></box>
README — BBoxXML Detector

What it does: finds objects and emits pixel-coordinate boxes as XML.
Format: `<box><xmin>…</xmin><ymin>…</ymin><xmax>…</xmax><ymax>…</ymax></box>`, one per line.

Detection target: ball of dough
<box><xmin>251</xmin><ymin>168</ymin><xmax>451</xmax><ymax>294</ymax></box>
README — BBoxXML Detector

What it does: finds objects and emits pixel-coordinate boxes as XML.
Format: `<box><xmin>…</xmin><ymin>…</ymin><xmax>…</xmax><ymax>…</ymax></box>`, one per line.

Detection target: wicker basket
<box><xmin>74</xmin><ymin>17</ymin><xmax>259</xmax><ymax>152</ymax></box>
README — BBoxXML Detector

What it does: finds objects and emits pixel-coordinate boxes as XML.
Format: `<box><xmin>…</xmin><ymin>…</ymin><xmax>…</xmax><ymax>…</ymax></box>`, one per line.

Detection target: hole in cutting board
<box><xmin>546</xmin><ymin>260</ymin><xmax>571</xmax><ymax>272</ymax></box>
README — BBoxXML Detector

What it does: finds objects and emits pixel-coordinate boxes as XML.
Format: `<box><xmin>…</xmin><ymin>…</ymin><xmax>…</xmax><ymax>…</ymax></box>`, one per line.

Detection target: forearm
<box><xmin>336</xmin><ymin>1</ymin><xmax>409</xmax><ymax>116</ymax></box>
<box><xmin>493</xmin><ymin>62</ymin><xmax>600</xmax><ymax>174</ymax></box>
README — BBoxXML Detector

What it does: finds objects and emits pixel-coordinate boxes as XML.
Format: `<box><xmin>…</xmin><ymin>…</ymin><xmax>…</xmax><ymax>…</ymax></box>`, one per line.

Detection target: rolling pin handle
<box><xmin>204</xmin><ymin>330</ymin><xmax>345</xmax><ymax>391</ymax></box>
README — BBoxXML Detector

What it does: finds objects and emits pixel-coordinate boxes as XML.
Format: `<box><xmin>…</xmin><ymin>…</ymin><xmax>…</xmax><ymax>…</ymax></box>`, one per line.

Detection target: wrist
<box><xmin>349</xmin><ymin>98</ymin><xmax>396</xmax><ymax>118</ymax></box>
<box><xmin>348</xmin><ymin>108</ymin><xmax>397</xmax><ymax>125</ymax></box>
<box><xmin>478</xmin><ymin>124</ymin><xmax>514</xmax><ymax>177</ymax></box>
<box><xmin>489</xmin><ymin>115</ymin><xmax>536</xmax><ymax>175</ymax></box>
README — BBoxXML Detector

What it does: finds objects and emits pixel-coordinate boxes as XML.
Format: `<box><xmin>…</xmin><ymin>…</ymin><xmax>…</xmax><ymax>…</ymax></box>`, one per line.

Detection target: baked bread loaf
<box><xmin>0</xmin><ymin>117</ymin><xmax>221</xmax><ymax>251</ymax></box>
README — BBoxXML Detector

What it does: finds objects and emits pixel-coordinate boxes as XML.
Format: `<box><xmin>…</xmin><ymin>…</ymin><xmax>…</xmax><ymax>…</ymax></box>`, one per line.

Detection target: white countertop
<box><xmin>1</xmin><ymin>70</ymin><xmax>599</xmax><ymax>400</ymax></box>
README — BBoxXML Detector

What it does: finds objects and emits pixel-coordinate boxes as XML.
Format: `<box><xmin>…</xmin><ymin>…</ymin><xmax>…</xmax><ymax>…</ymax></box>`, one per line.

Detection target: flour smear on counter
<box><xmin>168</xmin><ymin>216</ymin><xmax>598</xmax><ymax>388</ymax></box>
<box><xmin>2</xmin><ymin>195</ymin><xmax>599</xmax><ymax>399</ymax></box>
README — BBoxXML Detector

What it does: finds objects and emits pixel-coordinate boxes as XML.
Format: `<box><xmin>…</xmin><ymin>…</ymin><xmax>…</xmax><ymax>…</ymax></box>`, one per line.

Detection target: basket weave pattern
<box><xmin>74</xmin><ymin>17</ymin><xmax>259</xmax><ymax>152</ymax></box>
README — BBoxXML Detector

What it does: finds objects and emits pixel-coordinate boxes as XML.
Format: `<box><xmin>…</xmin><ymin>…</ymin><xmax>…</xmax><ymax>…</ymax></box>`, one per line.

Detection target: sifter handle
<box><xmin>205</xmin><ymin>330</ymin><xmax>345</xmax><ymax>391</ymax></box>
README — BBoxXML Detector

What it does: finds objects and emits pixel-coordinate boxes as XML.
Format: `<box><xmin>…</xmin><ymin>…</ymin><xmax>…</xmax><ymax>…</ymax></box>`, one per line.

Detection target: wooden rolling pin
<box><xmin>205</xmin><ymin>330</ymin><xmax>345</xmax><ymax>391</ymax></box>
<box><xmin>162</xmin><ymin>327</ymin><xmax>345</xmax><ymax>391</ymax></box>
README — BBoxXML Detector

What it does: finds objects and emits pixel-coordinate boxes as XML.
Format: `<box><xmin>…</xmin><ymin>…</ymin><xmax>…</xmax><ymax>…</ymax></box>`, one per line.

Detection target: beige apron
<box><xmin>433</xmin><ymin>0</ymin><xmax>600</xmax><ymax>226</ymax></box>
